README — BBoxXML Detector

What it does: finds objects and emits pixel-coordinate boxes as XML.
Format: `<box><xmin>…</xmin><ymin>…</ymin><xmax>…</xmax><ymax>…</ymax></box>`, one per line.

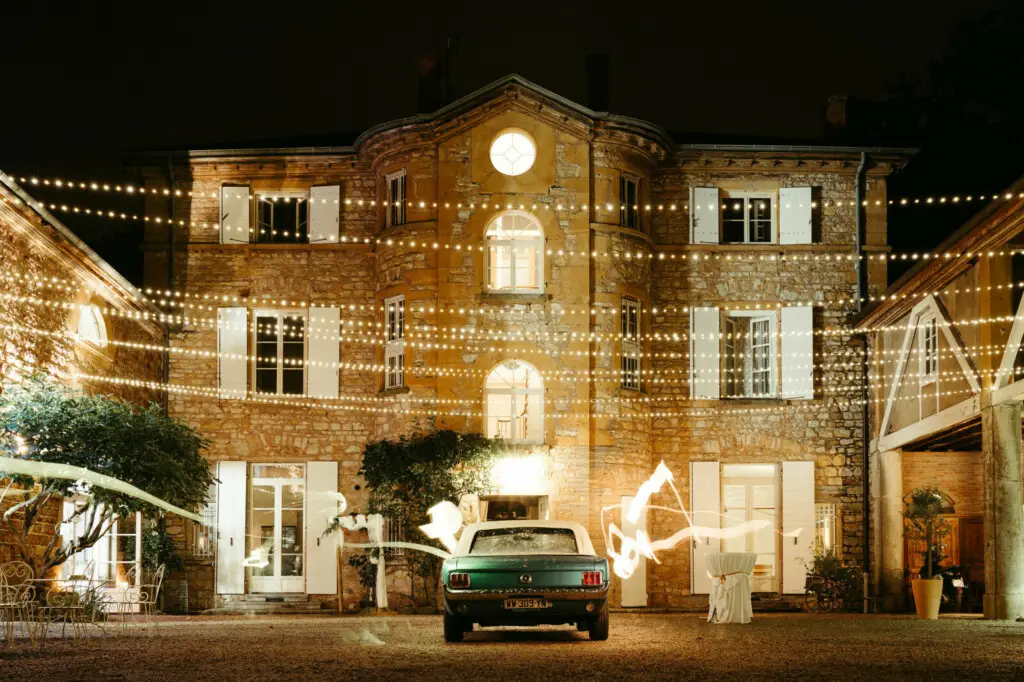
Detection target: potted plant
<box><xmin>903</xmin><ymin>486</ymin><xmax>952</xmax><ymax>620</ymax></box>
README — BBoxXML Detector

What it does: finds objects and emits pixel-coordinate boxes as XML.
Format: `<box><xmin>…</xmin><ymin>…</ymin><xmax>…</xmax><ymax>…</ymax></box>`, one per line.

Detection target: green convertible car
<box><xmin>441</xmin><ymin>520</ymin><xmax>610</xmax><ymax>642</ymax></box>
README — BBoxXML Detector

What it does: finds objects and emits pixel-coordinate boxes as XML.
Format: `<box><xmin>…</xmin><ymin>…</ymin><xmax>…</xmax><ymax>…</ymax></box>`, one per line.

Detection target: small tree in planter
<box><xmin>903</xmin><ymin>486</ymin><xmax>952</xmax><ymax>619</ymax></box>
<box><xmin>337</xmin><ymin>429</ymin><xmax>499</xmax><ymax>610</ymax></box>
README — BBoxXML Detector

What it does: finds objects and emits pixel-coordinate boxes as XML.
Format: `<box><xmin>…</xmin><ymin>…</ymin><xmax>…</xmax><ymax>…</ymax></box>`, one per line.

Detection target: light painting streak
<box><xmin>417</xmin><ymin>500</ymin><xmax>463</xmax><ymax>554</ymax></box>
<box><xmin>603</xmin><ymin>461</ymin><xmax>805</xmax><ymax>580</ymax></box>
<box><xmin>0</xmin><ymin>456</ymin><xmax>203</xmax><ymax>522</ymax></box>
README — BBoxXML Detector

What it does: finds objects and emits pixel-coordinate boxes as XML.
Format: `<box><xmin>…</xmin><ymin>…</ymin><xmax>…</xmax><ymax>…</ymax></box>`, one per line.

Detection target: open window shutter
<box><xmin>217</xmin><ymin>307</ymin><xmax>248</xmax><ymax>398</ymax></box>
<box><xmin>690</xmin><ymin>187</ymin><xmax>720</xmax><ymax>244</ymax></box>
<box><xmin>779</xmin><ymin>187</ymin><xmax>813</xmax><ymax>244</ymax></box>
<box><xmin>309</xmin><ymin>184</ymin><xmax>341</xmax><ymax>243</ymax></box>
<box><xmin>307</xmin><ymin>307</ymin><xmax>340</xmax><ymax>398</ymax></box>
<box><xmin>690</xmin><ymin>461</ymin><xmax>721</xmax><ymax>595</ymax></box>
<box><xmin>215</xmin><ymin>461</ymin><xmax>246</xmax><ymax>595</ymax></box>
<box><xmin>620</xmin><ymin>494</ymin><xmax>648</xmax><ymax>607</ymax></box>
<box><xmin>220</xmin><ymin>185</ymin><xmax>250</xmax><ymax>244</ymax></box>
<box><xmin>781</xmin><ymin>306</ymin><xmax>814</xmax><ymax>399</ymax></box>
<box><xmin>306</xmin><ymin>461</ymin><xmax>339</xmax><ymax>595</ymax></box>
<box><xmin>690</xmin><ymin>307</ymin><xmax>721</xmax><ymax>399</ymax></box>
<box><xmin>782</xmin><ymin>461</ymin><xmax>815</xmax><ymax>594</ymax></box>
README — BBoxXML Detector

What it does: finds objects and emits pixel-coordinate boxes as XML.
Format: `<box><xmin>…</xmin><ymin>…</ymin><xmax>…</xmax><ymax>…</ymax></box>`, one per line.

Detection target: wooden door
<box><xmin>905</xmin><ymin>515</ymin><xmax>960</xmax><ymax>575</ymax></box>
<box><xmin>958</xmin><ymin>516</ymin><xmax>984</xmax><ymax>584</ymax></box>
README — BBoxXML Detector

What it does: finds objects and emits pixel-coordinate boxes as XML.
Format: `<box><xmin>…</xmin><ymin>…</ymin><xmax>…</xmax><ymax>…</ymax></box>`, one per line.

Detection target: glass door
<box><xmin>721</xmin><ymin>464</ymin><xmax>778</xmax><ymax>592</ymax></box>
<box><xmin>248</xmin><ymin>464</ymin><xmax>305</xmax><ymax>593</ymax></box>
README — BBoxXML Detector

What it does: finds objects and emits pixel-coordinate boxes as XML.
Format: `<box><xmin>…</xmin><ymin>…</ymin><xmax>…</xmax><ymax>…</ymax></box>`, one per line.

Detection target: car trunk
<box><xmin>451</xmin><ymin>555</ymin><xmax>603</xmax><ymax>590</ymax></box>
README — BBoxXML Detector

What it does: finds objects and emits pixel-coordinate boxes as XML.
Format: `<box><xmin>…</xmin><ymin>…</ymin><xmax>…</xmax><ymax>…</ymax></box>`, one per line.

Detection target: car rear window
<box><xmin>469</xmin><ymin>527</ymin><xmax>578</xmax><ymax>555</ymax></box>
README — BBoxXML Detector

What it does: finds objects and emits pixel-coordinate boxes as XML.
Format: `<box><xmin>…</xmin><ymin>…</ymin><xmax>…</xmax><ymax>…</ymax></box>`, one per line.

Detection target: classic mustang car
<box><xmin>440</xmin><ymin>520</ymin><xmax>609</xmax><ymax>642</ymax></box>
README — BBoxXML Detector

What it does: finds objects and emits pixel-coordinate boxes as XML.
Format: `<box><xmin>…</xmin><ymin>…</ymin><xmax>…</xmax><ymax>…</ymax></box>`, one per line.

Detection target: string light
<box><xmin>69</xmin><ymin>370</ymin><xmax>991</xmax><ymax>420</ymax></box>
<box><xmin>5</xmin><ymin>182</ymin><xmax>1023</xmax><ymax>262</ymax></box>
<box><xmin>9</xmin><ymin>172</ymin><xmax>1022</xmax><ymax>213</ymax></box>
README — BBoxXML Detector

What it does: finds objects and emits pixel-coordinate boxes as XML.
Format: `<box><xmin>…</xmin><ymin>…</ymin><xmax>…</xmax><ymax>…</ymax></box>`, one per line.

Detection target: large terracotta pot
<box><xmin>911</xmin><ymin>577</ymin><xmax>943</xmax><ymax>620</ymax></box>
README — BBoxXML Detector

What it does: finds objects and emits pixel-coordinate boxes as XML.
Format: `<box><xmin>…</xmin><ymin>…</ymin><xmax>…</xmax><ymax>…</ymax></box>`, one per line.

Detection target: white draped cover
<box><xmin>706</xmin><ymin>552</ymin><xmax>757</xmax><ymax>624</ymax></box>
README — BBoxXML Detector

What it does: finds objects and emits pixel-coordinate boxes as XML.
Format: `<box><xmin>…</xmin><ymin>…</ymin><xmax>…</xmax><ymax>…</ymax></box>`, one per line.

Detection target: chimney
<box><xmin>825</xmin><ymin>95</ymin><xmax>848</xmax><ymax>139</ymax></box>
<box><xmin>586</xmin><ymin>54</ymin><xmax>610</xmax><ymax>112</ymax></box>
<box><xmin>417</xmin><ymin>39</ymin><xmax>458</xmax><ymax>114</ymax></box>
<box><xmin>417</xmin><ymin>54</ymin><xmax>441</xmax><ymax>113</ymax></box>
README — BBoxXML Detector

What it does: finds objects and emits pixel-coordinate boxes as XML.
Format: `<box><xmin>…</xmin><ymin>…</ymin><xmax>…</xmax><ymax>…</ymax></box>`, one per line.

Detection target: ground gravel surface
<box><xmin>1</xmin><ymin>612</ymin><xmax>1022</xmax><ymax>680</ymax></box>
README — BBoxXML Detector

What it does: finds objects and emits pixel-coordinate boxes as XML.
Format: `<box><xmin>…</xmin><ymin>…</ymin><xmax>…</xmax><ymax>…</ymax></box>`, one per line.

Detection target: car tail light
<box><xmin>449</xmin><ymin>572</ymin><xmax>470</xmax><ymax>589</ymax></box>
<box><xmin>582</xmin><ymin>571</ymin><xmax>602</xmax><ymax>586</ymax></box>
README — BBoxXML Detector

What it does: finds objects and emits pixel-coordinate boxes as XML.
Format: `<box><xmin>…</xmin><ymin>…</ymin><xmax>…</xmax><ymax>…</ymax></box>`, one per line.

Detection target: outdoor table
<box><xmin>706</xmin><ymin>552</ymin><xmax>757</xmax><ymax>624</ymax></box>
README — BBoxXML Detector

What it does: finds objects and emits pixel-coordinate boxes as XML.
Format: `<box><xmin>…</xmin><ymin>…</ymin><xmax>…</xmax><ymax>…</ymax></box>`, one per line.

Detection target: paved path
<box><xmin>1</xmin><ymin>613</ymin><xmax>1022</xmax><ymax>680</ymax></box>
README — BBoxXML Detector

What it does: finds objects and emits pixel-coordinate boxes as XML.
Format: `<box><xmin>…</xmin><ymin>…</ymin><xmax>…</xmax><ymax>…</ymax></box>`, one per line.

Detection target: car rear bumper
<box><xmin>444</xmin><ymin>586</ymin><xmax>608</xmax><ymax>625</ymax></box>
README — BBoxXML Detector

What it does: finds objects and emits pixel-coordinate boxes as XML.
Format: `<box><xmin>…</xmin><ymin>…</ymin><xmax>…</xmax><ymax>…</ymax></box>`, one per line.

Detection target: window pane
<box><xmin>723</xmin><ymin>199</ymin><xmax>745</xmax><ymax>242</ymax></box>
<box><xmin>253</xmin><ymin>464</ymin><xmax>304</xmax><ymax>479</ymax></box>
<box><xmin>250</xmin><ymin>510</ymin><xmax>275</xmax><ymax>577</ymax></box>
<box><xmin>487</xmin><ymin>392</ymin><xmax>513</xmax><ymax>439</ymax></box>
<box><xmin>281</xmin><ymin>511</ymin><xmax>303</xmax><ymax>553</ymax></box>
<box><xmin>281</xmin><ymin>484</ymin><xmax>304</xmax><ymax>510</ymax></box>
<box><xmin>750</xmin><ymin>198</ymin><xmax>772</xmax><ymax>243</ymax></box>
<box><xmin>251</xmin><ymin>485</ymin><xmax>275</xmax><ymax>508</ymax></box>
<box><xmin>280</xmin><ymin>553</ymin><xmax>303</xmax><ymax>577</ymax></box>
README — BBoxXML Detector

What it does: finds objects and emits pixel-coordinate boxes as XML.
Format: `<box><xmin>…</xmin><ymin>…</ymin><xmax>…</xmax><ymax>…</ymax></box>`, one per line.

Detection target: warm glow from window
<box><xmin>485</xmin><ymin>212</ymin><xmax>543</xmax><ymax>293</ymax></box>
<box><xmin>492</xmin><ymin>454</ymin><xmax>546</xmax><ymax>495</ymax></box>
<box><xmin>485</xmin><ymin>360</ymin><xmax>543</xmax><ymax>444</ymax></box>
<box><xmin>489</xmin><ymin>129</ymin><xmax>536</xmax><ymax>176</ymax></box>
<box><xmin>76</xmin><ymin>306</ymin><xmax>107</xmax><ymax>347</ymax></box>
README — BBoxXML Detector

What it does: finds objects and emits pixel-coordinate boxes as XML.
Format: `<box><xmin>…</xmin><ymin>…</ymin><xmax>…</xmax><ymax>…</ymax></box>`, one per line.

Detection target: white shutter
<box><xmin>690</xmin><ymin>461</ymin><xmax>721</xmax><ymax>595</ymax></box>
<box><xmin>220</xmin><ymin>185</ymin><xmax>250</xmax><ymax>244</ymax></box>
<box><xmin>690</xmin><ymin>307</ymin><xmax>721</xmax><ymax>399</ymax></box>
<box><xmin>308</xmin><ymin>185</ymin><xmax>341</xmax><ymax>244</ymax></box>
<box><xmin>305</xmin><ymin>461</ymin><xmax>339</xmax><ymax>595</ymax></box>
<box><xmin>779</xmin><ymin>187</ymin><xmax>813</xmax><ymax>244</ymax></box>
<box><xmin>781</xmin><ymin>306</ymin><xmax>814</xmax><ymax>399</ymax></box>
<box><xmin>620</xmin><ymin>494</ymin><xmax>648</xmax><ymax>607</ymax></box>
<box><xmin>782</xmin><ymin>461</ymin><xmax>815</xmax><ymax>594</ymax></box>
<box><xmin>307</xmin><ymin>307</ymin><xmax>340</xmax><ymax>399</ymax></box>
<box><xmin>690</xmin><ymin>187</ymin><xmax>720</xmax><ymax>244</ymax></box>
<box><xmin>217</xmin><ymin>307</ymin><xmax>248</xmax><ymax>398</ymax></box>
<box><xmin>215</xmin><ymin>461</ymin><xmax>247</xmax><ymax>595</ymax></box>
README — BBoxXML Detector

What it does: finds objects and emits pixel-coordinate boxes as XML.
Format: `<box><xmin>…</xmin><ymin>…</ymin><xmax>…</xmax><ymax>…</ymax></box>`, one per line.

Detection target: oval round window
<box><xmin>489</xmin><ymin>129</ymin><xmax>536</xmax><ymax>176</ymax></box>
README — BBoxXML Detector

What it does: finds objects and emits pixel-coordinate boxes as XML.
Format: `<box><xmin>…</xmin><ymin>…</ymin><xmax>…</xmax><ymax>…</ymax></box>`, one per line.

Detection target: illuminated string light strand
<box><xmin>10</xmin><ymin>172</ymin><xmax>1022</xmax><ymax>212</ymax></box>
<box><xmin>69</xmin><ymin>371</ymin><xmax>990</xmax><ymax>419</ymax></box>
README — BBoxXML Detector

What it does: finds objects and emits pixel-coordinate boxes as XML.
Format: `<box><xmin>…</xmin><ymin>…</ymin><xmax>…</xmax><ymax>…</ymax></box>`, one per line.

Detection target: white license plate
<box><xmin>504</xmin><ymin>598</ymin><xmax>550</xmax><ymax>609</ymax></box>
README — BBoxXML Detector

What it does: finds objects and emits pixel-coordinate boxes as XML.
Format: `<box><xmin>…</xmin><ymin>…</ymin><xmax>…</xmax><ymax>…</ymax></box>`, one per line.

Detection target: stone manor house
<box><xmin>126</xmin><ymin>75</ymin><xmax>915</xmax><ymax>612</ymax></box>
<box><xmin>3</xmin><ymin>74</ymin><xmax>929</xmax><ymax>613</ymax></box>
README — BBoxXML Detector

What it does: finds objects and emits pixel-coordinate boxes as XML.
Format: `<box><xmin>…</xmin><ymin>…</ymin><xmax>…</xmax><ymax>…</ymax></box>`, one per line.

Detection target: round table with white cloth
<box><xmin>705</xmin><ymin>552</ymin><xmax>757</xmax><ymax>624</ymax></box>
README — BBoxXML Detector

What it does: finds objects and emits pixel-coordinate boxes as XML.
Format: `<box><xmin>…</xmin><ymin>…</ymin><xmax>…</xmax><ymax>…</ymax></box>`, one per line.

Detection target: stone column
<box><xmin>878</xmin><ymin>449</ymin><xmax>904</xmax><ymax>608</ymax></box>
<box><xmin>981</xmin><ymin>402</ymin><xmax>1024</xmax><ymax>620</ymax></box>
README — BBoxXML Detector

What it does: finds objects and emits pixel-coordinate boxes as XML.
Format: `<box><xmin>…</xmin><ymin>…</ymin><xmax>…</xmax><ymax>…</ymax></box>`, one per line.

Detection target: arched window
<box><xmin>485</xmin><ymin>212</ymin><xmax>543</xmax><ymax>293</ymax></box>
<box><xmin>485</xmin><ymin>360</ymin><xmax>543</xmax><ymax>444</ymax></box>
<box><xmin>76</xmin><ymin>305</ymin><xmax>107</xmax><ymax>348</ymax></box>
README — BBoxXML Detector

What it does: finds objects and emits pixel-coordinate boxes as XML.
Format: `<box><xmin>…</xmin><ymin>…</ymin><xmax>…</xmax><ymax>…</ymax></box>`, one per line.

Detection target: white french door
<box><xmin>721</xmin><ymin>464</ymin><xmax>778</xmax><ymax>592</ymax></box>
<box><xmin>248</xmin><ymin>464</ymin><xmax>305</xmax><ymax>593</ymax></box>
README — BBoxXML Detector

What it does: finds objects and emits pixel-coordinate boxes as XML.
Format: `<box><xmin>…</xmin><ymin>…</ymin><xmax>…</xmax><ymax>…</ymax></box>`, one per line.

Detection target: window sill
<box><xmin>918</xmin><ymin>377</ymin><xmax>937</xmax><ymax>388</ymax></box>
<box><xmin>479</xmin><ymin>292</ymin><xmax>549</xmax><ymax>305</ymax></box>
<box><xmin>380</xmin><ymin>386</ymin><xmax>411</xmax><ymax>396</ymax></box>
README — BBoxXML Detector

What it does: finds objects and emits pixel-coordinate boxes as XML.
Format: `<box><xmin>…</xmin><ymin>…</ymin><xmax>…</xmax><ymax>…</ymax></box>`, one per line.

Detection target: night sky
<box><xmin>2</xmin><ymin>0</ymin><xmax>1020</xmax><ymax>284</ymax></box>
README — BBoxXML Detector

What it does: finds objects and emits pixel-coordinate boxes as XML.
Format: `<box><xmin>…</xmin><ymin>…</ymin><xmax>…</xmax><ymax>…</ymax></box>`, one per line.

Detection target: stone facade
<box><xmin>136</xmin><ymin>76</ymin><xmax>909</xmax><ymax>611</ymax></box>
<box><xmin>0</xmin><ymin>175</ymin><xmax>164</xmax><ymax>568</ymax></box>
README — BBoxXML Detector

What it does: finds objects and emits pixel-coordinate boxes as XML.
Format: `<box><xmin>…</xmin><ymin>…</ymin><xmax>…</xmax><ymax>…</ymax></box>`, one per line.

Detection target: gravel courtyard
<box><xmin>1</xmin><ymin>612</ymin><xmax>1022</xmax><ymax>680</ymax></box>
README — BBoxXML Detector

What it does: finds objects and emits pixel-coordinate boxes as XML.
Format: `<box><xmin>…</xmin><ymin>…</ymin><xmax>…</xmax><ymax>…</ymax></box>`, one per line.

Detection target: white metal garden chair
<box><xmin>110</xmin><ymin>565</ymin><xmax>165</xmax><ymax>635</ymax></box>
<box><xmin>0</xmin><ymin>561</ymin><xmax>36</xmax><ymax>645</ymax></box>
